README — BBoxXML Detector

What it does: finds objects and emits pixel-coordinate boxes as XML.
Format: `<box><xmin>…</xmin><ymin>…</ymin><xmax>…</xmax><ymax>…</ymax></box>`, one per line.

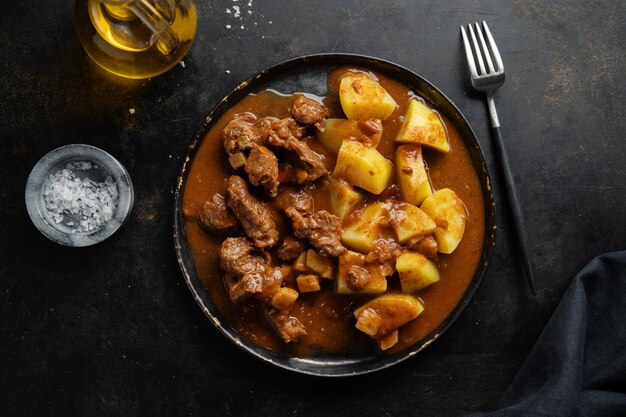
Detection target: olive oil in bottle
<box><xmin>75</xmin><ymin>0</ymin><xmax>197</xmax><ymax>79</ymax></box>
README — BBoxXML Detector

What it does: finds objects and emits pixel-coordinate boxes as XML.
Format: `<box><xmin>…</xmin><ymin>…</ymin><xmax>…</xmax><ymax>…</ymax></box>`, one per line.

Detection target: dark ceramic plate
<box><xmin>174</xmin><ymin>54</ymin><xmax>496</xmax><ymax>376</ymax></box>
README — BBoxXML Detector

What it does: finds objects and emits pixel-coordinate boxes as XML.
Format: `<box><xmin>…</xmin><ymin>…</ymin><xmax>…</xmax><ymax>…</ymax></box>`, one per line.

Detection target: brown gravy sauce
<box><xmin>182</xmin><ymin>67</ymin><xmax>485</xmax><ymax>356</ymax></box>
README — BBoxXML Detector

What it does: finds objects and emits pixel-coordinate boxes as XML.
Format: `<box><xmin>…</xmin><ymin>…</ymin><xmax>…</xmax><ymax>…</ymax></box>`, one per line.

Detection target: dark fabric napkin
<box><xmin>468</xmin><ymin>251</ymin><xmax>626</xmax><ymax>417</ymax></box>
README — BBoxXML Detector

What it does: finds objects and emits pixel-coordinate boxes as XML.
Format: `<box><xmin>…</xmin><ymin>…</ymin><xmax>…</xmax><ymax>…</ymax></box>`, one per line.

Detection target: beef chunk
<box><xmin>357</xmin><ymin>119</ymin><xmax>383</xmax><ymax>136</ymax></box>
<box><xmin>285</xmin><ymin>137</ymin><xmax>327</xmax><ymax>182</ymax></box>
<box><xmin>256</xmin><ymin>117</ymin><xmax>279</xmax><ymax>142</ymax></box>
<box><xmin>356</xmin><ymin>119</ymin><xmax>383</xmax><ymax>146</ymax></box>
<box><xmin>220</xmin><ymin>237</ymin><xmax>283</xmax><ymax>303</ymax></box>
<box><xmin>365</xmin><ymin>239</ymin><xmax>403</xmax><ymax>264</ymax></box>
<box><xmin>199</xmin><ymin>194</ymin><xmax>239</xmax><ymax>232</ymax></box>
<box><xmin>266</xmin><ymin>309</ymin><xmax>307</xmax><ymax>343</ymax></box>
<box><xmin>229</xmin><ymin>267</ymin><xmax>284</xmax><ymax>303</ymax></box>
<box><xmin>269</xmin><ymin>135</ymin><xmax>327</xmax><ymax>182</ymax></box>
<box><xmin>290</xmin><ymin>95</ymin><xmax>329</xmax><ymax>131</ymax></box>
<box><xmin>412</xmin><ymin>235</ymin><xmax>438</xmax><ymax>259</ymax></box>
<box><xmin>365</xmin><ymin>239</ymin><xmax>403</xmax><ymax>277</ymax></box>
<box><xmin>219</xmin><ymin>237</ymin><xmax>267</xmax><ymax>277</ymax></box>
<box><xmin>346</xmin><ymin>265</ymin><xmax>371</xmax><ymax>292</ymax></box>
<box><xmin>264</xmin><ymin>117</ymin><xmax>326</xmax><ymax>183</ymax></box>
<box><xmin>277</xmin><ymin>236</ymin><xmax>306</xmax><ymax>261</ymax></box>
<box><xmin>266</xmin><ymin>117</ymin><xmax>305</xmax><ymax>143</ymax></box>
<box><xmin>286</xmin><ymin>208</ymin><xmax>345</xmax><ymax>257</ymax></box>
<box><xmin>378</xmin><ymin>262</ymin><xmax>395</xmax><ymax>279</ymax></box>
<box><xmin>223</xmin><ymin>118</ymin><xmax>262</xmax><ymax>156</ymax></box>
<box><xmin>258</xmin><ymin>267</ymin><xmax>284</xmax><ymax>300</ymax></box>
<box><xmin>227</xmin><ymin>272</ymin><xmax>264</xmax><ymax>302</ymax></box>
<box><xmin>226</xmin><ymin>175</ymin><xmax>279</xmax><ymax>249</ymax></box>
<box><xmin>245</xmin><ymin>146</ymin><xmax>279</xmax><ymax>197</ymax></box>
<box><xmin>272</xmin><ymin>187</ymin><xmax>314</xmax><ymax>216</ymax></box>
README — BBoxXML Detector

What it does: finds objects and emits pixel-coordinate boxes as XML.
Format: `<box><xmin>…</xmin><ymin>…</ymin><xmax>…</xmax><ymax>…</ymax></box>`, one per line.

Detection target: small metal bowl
<box><xmin>25</xmin><ymin>144</ymin><xmax>134</xmax><ymax>247</ymax></box>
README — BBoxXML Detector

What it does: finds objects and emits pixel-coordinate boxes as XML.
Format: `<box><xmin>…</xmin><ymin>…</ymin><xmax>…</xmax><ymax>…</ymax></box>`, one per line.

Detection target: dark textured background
<box><xmin>1</xmin><ymin>0</ymin><xmax>624</xmax><ymax>416</ymax></box>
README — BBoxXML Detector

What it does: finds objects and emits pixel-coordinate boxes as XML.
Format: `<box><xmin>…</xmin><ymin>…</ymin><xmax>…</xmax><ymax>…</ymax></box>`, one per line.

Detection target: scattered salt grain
<box><xmin>180</xmin><ymin>60</ymin><xmax>186</xmax><ymax>68</ymax></box>
<box><xmin>129</xmin><ymin>108</ymin><xmax>135</xmax><ymax>115</ymax></box>
<box><xmin>223</xmin><ymin>0</ymin><xmax>266</xmax><ymax>31</ymax></box>
<box><xmin>43</xmin><ymin>161</ymin><xmax>119</xmax><ymax>233</ymax></box>
<box><xmin>225</xmin><ymin>70</ymin><xmax>231</xmax><ymax>74</ymax></box>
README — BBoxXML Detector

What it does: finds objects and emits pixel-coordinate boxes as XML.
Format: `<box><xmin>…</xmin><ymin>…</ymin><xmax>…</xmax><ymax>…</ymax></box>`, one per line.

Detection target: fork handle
<box><xmin>491</xmin><ymin>125</ymin><xmax>538</xmax><ymax>295</ymax></box>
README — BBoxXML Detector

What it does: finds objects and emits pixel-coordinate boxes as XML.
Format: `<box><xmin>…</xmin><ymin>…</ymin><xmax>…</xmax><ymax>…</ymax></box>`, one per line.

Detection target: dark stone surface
<box><xmin>0</xmin><ymin>0</ymin><xmax>624</xmax><ymax>415</ymax></box>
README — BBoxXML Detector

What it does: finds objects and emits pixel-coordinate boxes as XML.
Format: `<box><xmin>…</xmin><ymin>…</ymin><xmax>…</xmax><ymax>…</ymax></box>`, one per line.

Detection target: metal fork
<box><xmin>461</xmin><ymin>21</ymin><xmax>537</xmax><ymax>295</ymax></box>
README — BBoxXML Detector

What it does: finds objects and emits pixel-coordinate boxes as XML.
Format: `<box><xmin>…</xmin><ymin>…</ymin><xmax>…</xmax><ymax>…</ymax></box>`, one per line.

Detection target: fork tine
<box><xmin>460</xmin><ymin>26</ymin><xmax>478</xmax><ymax>78</ymax></box>
<box><xmin>467</xmin><ymin>24</ymin><xmax>486</xmax><ymax>75</ymax></box>
<box><xmin>482</xmin><ymin>21</ymin><xmax>504</xmax><ymax>72</ymax></box>
<box><xmin>475</xmin><ymin>22</ymin><xmax>495</xmax><ymax>74</ymax></box>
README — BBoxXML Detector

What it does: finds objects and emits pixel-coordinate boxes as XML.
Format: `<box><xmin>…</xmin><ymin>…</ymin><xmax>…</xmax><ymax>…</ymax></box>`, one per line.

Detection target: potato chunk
<box><xmin>378</xmin><ymin>330</ymin><xmax>399</xmax><ymax>350</ymax></box>
<box><xmin>355</xmin><ymin>307</ymin><xmax>383</xmax><ymax>337</ymax></box>
<box><xmin>316</xmin><ymin>118</ymin><xmax>383</xmax><ymax>152</ymax></box>
<box><xmin>341</xmin><ymin>202</ymin><xmax>388</xmax><ymax>253</ymax></box>
<box><xmin>271</xmin><ymin>287</ymin><xmax>299</xmax><ymax>310</ymax></box>
<box><xmin>390</xmin><ymin>202</ymin><xmax>436</xmax><ymax>244</ymax></box>
<box><xmin>329</xmin><ymin>177</ymin><xmax>365</xmax><ymax>221</ymax></box>
<box><xmin>396</xmin><ymin>144</ymin><xmax>432</xmax><ymax>206</ymax></box>
<box><xmin>333</xmin><ymin>140</ymin><xmax>392</xmax><ymax>194</ymax></box>
<box><xmin>420</xmin><ymin>188</ymin><xmax>467</xmax><ymax>254</ymax></box>
<box><xmin>339</xmin><ymin>73</ymin><xmax>398</xmax><ymax>121</ymax></box>
<box><xmin>336</xmin><ymin>251</ymin><xmax>388</xmax><ymax>295</ymax></box>
<box><xmin>396</xmin><ymin>99</ymin><xmax>450</xmax><ymax>153</ymax></box>
<box><xmin>396</xmin><ymin>252</ymin><xmax>440</xmax><ymax>293</ymax></box>
<box><xmin>293</xmin><ymin>250</ymin><xmax>308</xmax><ymax>272</ymax></box>
<box><xmin>228</xmin><ymin>152</ymin><xmax>247</xmax><ymax>170</ymax></box>
<box><xmin>305</xmin><ymin>249</ymin><xmax>334</xmax><ymax>279</ymax></box>
<box><xmin>296</xmin><ymin>274</ymin><xmax>321</xmax><ymax>293</ymax></box>
<box><xmin>354</xmin><ymin>294</ymin><xmax>424</xmax><ymax>339</ymax></box>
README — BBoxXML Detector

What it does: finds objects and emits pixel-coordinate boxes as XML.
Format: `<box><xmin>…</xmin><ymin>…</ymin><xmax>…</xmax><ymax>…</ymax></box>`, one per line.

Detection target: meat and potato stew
<box><xmin>183</xmin><ymin>67</ymin><xmax>485</xmax><ymax>356</ymax></box>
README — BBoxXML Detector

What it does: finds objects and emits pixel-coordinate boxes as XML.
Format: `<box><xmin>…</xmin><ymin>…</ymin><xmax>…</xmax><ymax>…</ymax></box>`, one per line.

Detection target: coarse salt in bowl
<box><xmin>25</xmin><ymin>144</ymin><xmax>134</xmax><ymax>247</ymax></box>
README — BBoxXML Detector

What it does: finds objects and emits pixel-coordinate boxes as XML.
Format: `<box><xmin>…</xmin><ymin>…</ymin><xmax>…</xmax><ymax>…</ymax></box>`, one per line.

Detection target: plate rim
<box><xmin>173</xmin><ymin>53</ymin><xmax>496</xmax><ymax>377</ymax></box>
